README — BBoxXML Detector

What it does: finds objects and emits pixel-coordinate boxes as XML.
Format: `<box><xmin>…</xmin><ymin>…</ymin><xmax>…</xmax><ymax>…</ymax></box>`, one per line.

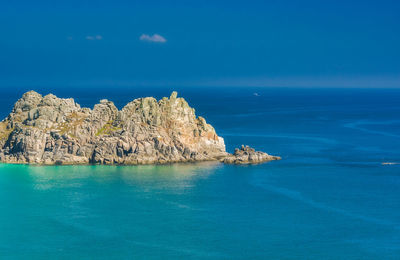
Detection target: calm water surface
<box><xmin>0</xmin><ymin>87</ymin><xmax>399</xmax><ymax>259</ymax></box>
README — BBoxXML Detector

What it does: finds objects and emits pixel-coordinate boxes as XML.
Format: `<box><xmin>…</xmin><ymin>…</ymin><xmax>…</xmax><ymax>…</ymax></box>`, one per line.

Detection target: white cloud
<box><xmin>139</xmin><ymin>34</ymin><xmax>166</xmax><ymax>43</ymax></box>
<box><xmin>86</xmin><ymin>35</ymin><xmax>102</xmax><ymax>41</ymax></box>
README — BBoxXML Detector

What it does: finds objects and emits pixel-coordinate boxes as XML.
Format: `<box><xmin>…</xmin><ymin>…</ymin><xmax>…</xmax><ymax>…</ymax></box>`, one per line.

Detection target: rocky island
<box><xmin>0</xmin><ymin>91</ymin><xmax>280</xmax><ymax>165</ymax></box>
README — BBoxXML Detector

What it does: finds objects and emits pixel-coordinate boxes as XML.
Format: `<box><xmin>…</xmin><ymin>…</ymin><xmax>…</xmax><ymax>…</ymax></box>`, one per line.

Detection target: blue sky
<box><xmin>1</xmin><ymin>0</ymin><xmax>399</xmax><ymax>88</ymax></box>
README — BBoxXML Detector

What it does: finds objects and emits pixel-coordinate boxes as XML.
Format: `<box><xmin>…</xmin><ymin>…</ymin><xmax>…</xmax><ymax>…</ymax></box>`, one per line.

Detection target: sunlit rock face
<box><xmin>0</xmin><ymin>91</ymin><xmax>228</xmax><ymax>165</ymax></box>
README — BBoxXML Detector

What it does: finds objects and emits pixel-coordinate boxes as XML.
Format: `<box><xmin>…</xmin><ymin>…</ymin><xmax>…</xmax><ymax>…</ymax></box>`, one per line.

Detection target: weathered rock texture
<box><xmin>0</xmin><ymin>91</ymin><xmax>279</xmax><ymax>165</ymax></box>
<box><xmin>222</xmin><ymin>145</ymin><xmax>281</xmax><ymax>164</ymax></box>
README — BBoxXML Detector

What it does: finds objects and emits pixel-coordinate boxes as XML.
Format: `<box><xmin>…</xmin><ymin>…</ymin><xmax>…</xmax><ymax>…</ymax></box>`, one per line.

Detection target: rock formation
<box><xmin>222</xmin><ymin>145</ymin><xmax>281</xmax><ymax>164</ymax></box>
<box><xmin>0</xmin><ymin>91</ymin><xmax>280</xmax><ymax>165</ymax></box>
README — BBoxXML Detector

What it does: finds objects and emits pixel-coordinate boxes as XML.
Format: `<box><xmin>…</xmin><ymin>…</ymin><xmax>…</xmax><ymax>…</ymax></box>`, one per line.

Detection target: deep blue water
<box><xmin>0</xmin><ymin>87</ymin><xmax>399</xmax><ymax>259</ymax></box>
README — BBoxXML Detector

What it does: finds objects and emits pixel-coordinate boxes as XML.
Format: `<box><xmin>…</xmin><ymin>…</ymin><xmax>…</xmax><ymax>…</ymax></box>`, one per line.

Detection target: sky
<box><xmin>0</xmin><ymin>0</ymin><xmax>399</xmax><ymax>88</ymax></box>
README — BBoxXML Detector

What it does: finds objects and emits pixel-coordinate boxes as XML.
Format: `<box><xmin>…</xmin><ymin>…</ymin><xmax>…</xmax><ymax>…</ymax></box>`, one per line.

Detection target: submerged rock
<box><xmin>0</xmin><ymin>91</ymin><xmax>280</xmax><ymax>165</ymax></box>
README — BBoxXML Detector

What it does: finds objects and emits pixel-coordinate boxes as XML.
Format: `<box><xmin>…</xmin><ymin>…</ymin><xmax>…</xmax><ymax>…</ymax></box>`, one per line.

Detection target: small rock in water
<box><xmin>222</xmin><ymin>145</ymin><xmax>281</xmax><ymax>164</ymax></box>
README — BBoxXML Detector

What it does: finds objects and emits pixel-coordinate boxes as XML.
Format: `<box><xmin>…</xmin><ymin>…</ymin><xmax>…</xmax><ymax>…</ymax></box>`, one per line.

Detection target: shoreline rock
<box><xmin>0</xmin><ymin>91</ymin><xmax>280</xmax><ymax>166</ymax></box>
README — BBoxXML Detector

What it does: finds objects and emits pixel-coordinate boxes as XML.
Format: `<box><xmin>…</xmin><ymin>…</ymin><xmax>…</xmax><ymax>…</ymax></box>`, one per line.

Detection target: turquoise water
<box><xmin>0</xmin><ymin>87</ymin><xmax>400</xmax><ymax>259</ymax></box>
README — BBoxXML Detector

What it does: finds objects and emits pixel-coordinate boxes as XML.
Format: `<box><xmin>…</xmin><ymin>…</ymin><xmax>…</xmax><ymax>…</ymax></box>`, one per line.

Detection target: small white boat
<box><xmin>382</xmin><ymin>162</ymin><xmax>400</xmax><ymax>165</ymax></box>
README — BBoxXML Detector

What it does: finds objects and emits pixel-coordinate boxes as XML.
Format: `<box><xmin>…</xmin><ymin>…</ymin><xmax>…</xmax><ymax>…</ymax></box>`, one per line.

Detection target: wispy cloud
<box><xmin>86</xmin><ymin>35</ymin><xmax>102</xmax><ymax>41</ymax></box>
<box><xmin>139</xmin><ymin>34</ymin><xmax>166</xmax><ymax>43</ymax></box>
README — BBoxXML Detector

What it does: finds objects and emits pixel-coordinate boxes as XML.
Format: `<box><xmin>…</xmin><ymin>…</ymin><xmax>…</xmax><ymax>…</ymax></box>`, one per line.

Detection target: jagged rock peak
<box><xmin>170</xmin><ymin>91</ymin><xmax>178</xmax><ymax>100</ymax></box>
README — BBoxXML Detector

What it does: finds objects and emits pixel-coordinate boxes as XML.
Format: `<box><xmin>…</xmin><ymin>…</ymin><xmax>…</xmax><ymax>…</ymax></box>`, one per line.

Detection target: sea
<box><xmin>0</xmin><ymin>87</ymin><xmax>399</xmax><ymax>259</ymax></box>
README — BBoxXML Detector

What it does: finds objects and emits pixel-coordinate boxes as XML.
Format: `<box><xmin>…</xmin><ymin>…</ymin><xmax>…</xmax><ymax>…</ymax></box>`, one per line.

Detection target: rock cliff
<box><xmin>0</xmin><ymin>91</ymin><xmax>279</xmax><ymax>165</ymax></box>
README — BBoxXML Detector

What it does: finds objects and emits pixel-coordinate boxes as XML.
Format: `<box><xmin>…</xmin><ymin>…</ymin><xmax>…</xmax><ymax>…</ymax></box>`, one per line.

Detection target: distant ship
<box><xmin>382</xmin><ymin>162</ymin><xmax>399</xmax><ymax>165</ymax></box>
